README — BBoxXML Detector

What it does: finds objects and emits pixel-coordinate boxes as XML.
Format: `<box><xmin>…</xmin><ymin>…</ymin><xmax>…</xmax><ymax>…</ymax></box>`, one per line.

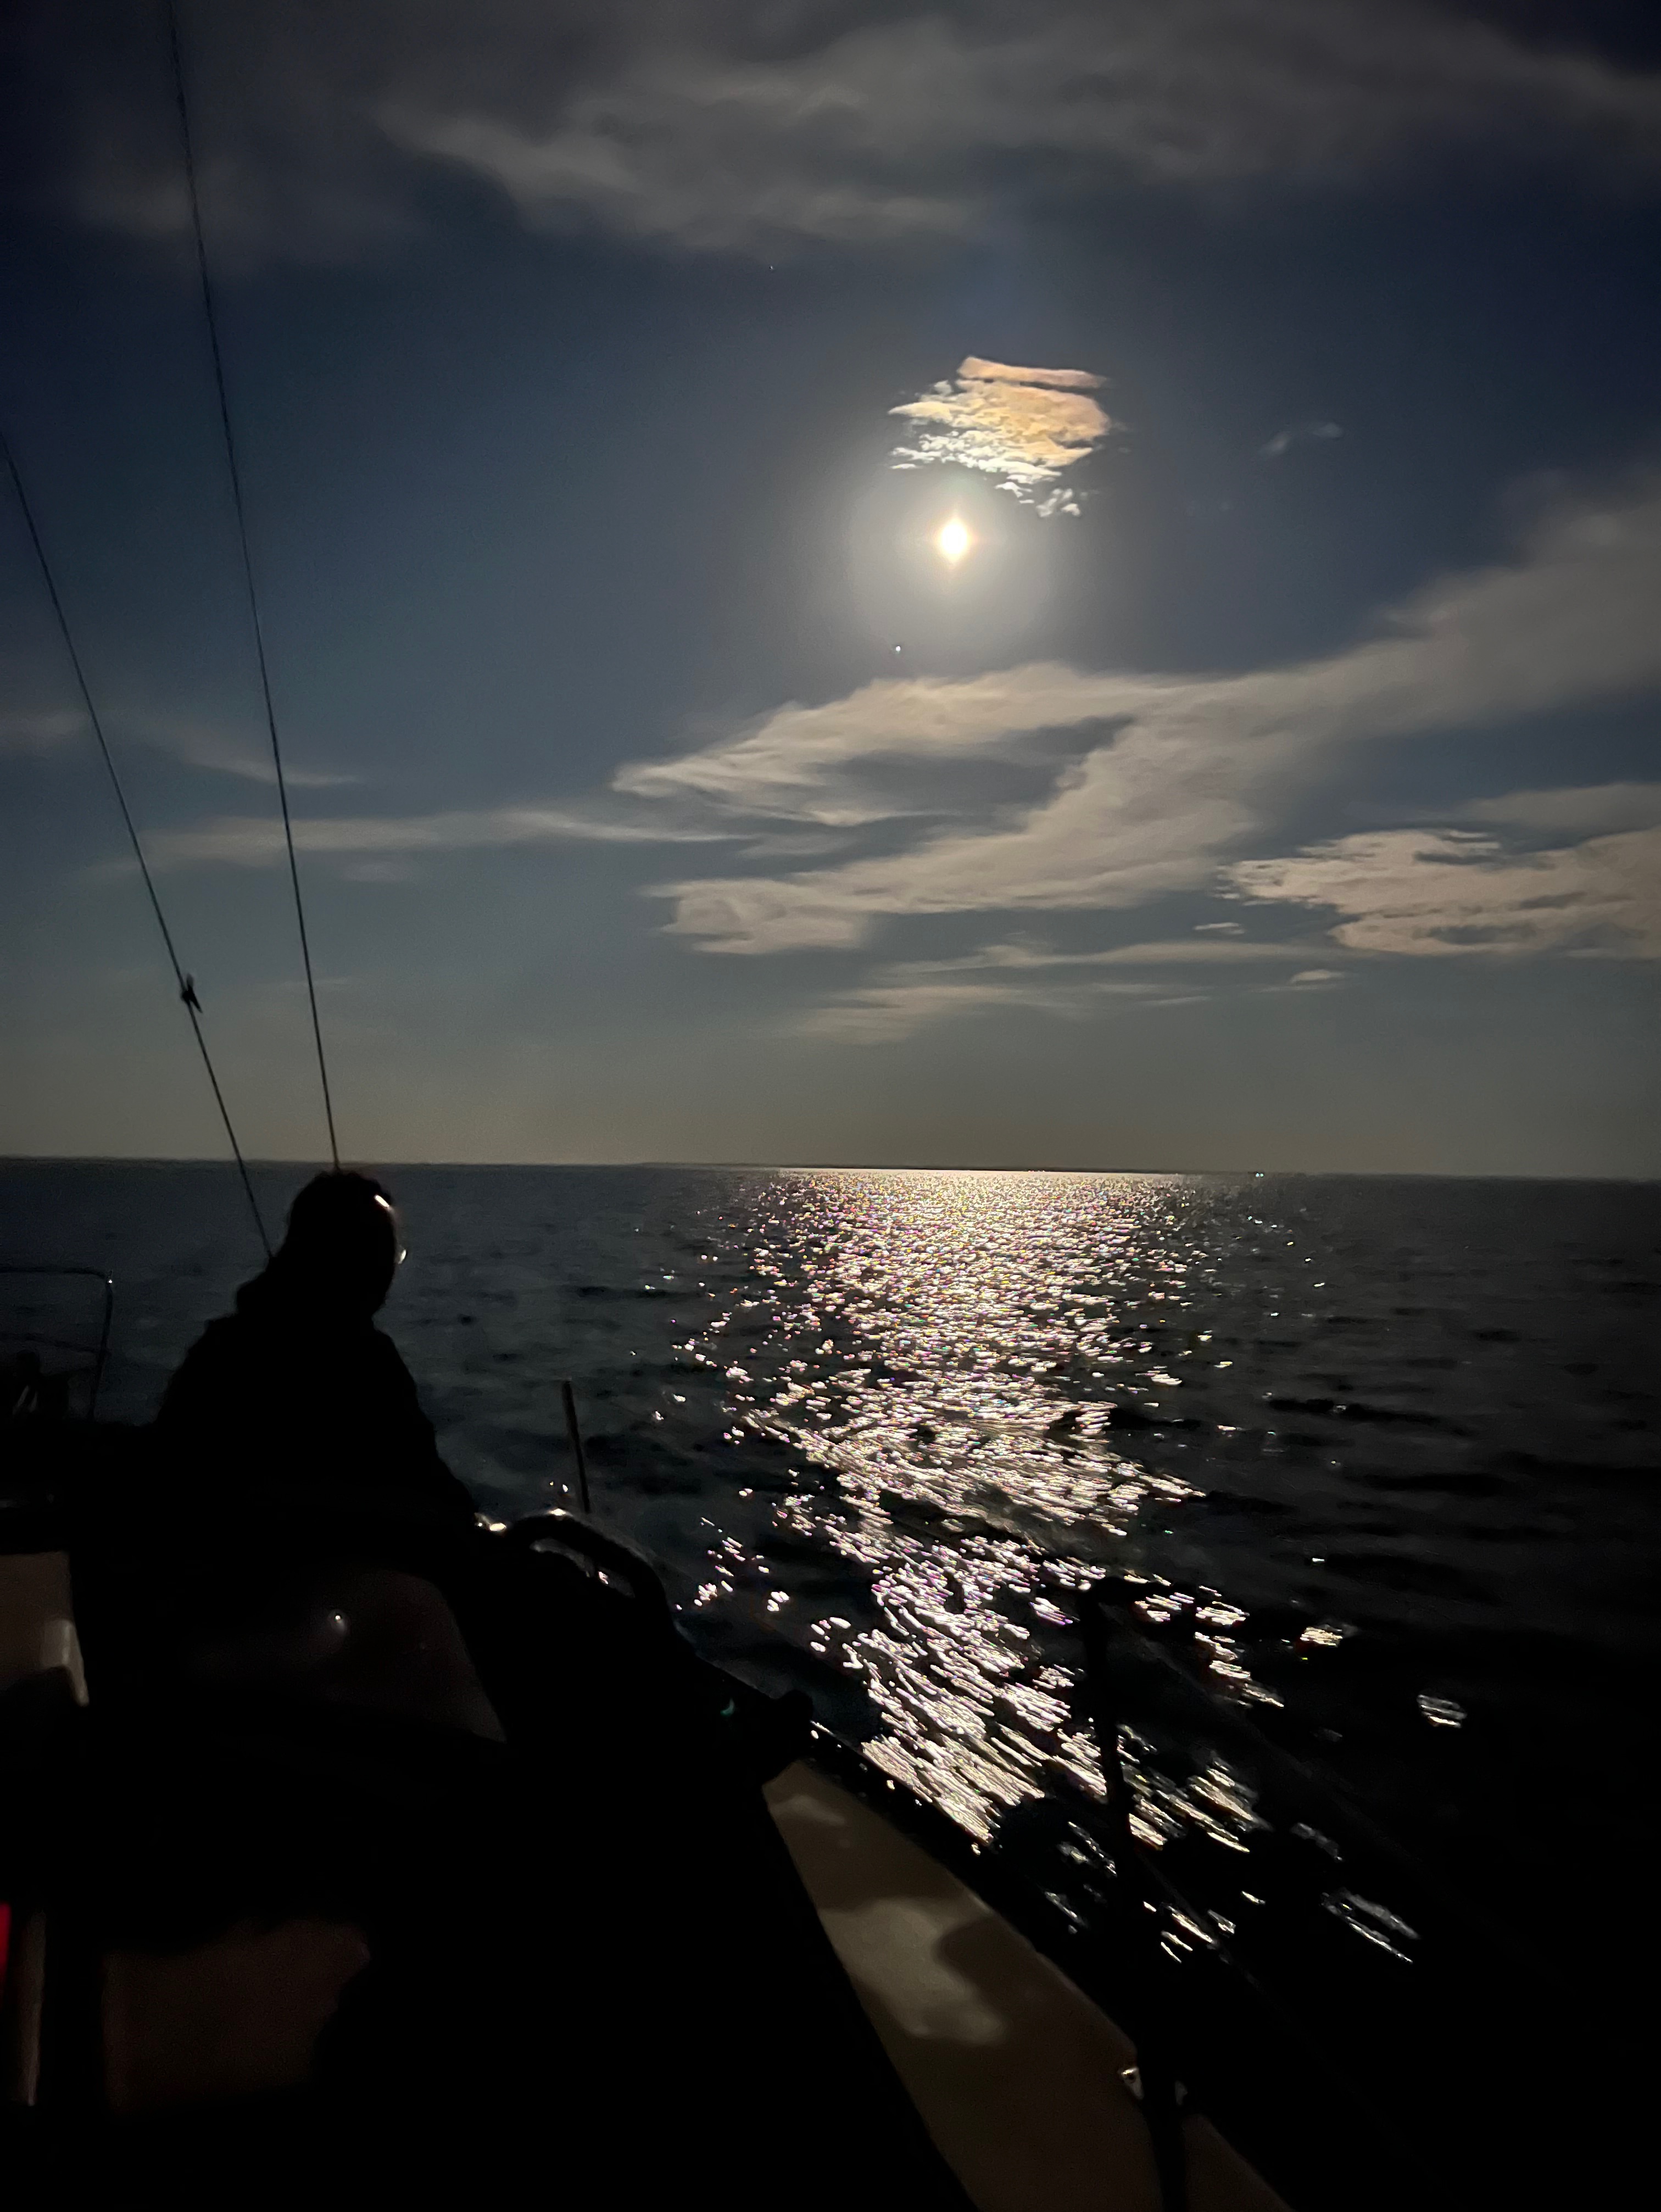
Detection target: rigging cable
<box><xmin>0</xmin><ymin>425</ymin><xmax>271</xmax><ymax>1257</ymax></box>
<box><xmin>165</xmin><ymin>0</ymin><xmax>340</xmax><ymax>1171</ymax></box>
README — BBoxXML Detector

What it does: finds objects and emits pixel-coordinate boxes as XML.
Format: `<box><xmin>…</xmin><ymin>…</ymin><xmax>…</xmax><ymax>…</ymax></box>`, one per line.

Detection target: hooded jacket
<box><xmin>154</xmin><ymin>1264</ymin><xmax>475</xmax><ymax>1525</ymax></box>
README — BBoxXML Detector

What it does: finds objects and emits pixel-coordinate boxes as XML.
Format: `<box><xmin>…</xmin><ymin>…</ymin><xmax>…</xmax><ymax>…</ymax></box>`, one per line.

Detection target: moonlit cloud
<box><xmin>1230</xmin><ymin>826</ymin><xmax>1661</xmax><ymax>957</ymax></box>
<box><xmin>643</xmin><ymin>470</ymin><xmax>1661</xmax><ymax>951</ymax></box>
<box><xmin>144</xmin><ymin>465</ymin><xmax>1661</xmax><ymax>1017</ymax></box>
<box><xmin>1</xmin><ymin>705</ymin><xmax>352</xmax><ymax>787</ymax></box>
<box><xmin>131</xmin><ymin>717</ymin><xmax>356</xmax><ymax>789</ymax></box>
<box><xmin>54</xmin><ymin>3</ymin><xmax>1661</xmax><ymax>266</ymax></box>
<box><xmin>798</xmin><ymin>937</ymin><xmax>1335</xmax><ymax>1041</ymax></box>
<box><xmin>1457</xmin><ymin>781</ymin><xmax>1661</xmax><ymax>834</ymax></box>
<box><xmin>610</xmin><ymin>661</ymin><xmax>1164</xmax><ymax>827</ymax></box>
<box><xmin>796</xmin><ymin>968</ymin><xmax>1158</xmax><ymax>1045</ymax></box>
<box><xmin>0</xmin><ymin>709</ymin><xmax>81</xmax><ymax>754</ymax></box>
<box><xmin>890</xmin><ymin>358</ymin><xmax>1110</xmax><ymax>513</ymax></box>
<box><xmin>393</xmin><ymin>4</ymin><xmax>1661</xmax><ymax>260</ymax></box>
<box><xmin>1262</xmin><ymin>420</ymin><xmax>1344</xmax><ymax>459</ymax></box>
<box><xmin>147</xmin><ymin>803</ymin><xmax>722</xmax><ymax>870</ymax></box>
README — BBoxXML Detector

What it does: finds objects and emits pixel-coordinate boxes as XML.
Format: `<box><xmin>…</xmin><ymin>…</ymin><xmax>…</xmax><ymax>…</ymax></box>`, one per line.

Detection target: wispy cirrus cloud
<box><xmin>147</xmin><ymin>801</ymin><xmax>722</xmax><ymax>871</ymax></box>
<box><xmin>1455</xmin><ymin>779</ymin><xmax>1661</xmax><ymax>835</ymax></box>
<box><xmin>610</xmin><ymin>660</ymin><xmax>1167</xmax><ymax>830</ymax></box>
<box><xmin>0</xmin><ymin>708</ymin><xmax>82</xmax><ymax>754</ymax></box>
<box><xmin>1262</xmin><ymin>419</ymin><xmax>1344</xmax><ymax>459</ymax></box>
<box><xmin>890</xmin><ymin>358</ymin><xmax>1110</xmax><ymax>515</ymax></box>
<box><xmin>387</xmin><ymin>4</ymin><xmax>1661</xmax><ymax>258</ymax></box>
<box><xmin>1230</xmin><ymin>824</ymin><xmax>1661</xmax><ymax>957</ymax></box>
<box><xmin>1</xmin><ymin>704</ymin><xmax>352</xmax><ymax>787</ymax></box>
<box><xmin>798</xmin><ymin>970</ymin><xmax>1159</xmax><ymax>1044</ymax></box>
<box><xmin>129</xmin><ymin>716</ymin><xmax>356</xmax><ymax>789</ymax></box>
<box><xmin>52</xmin><ymin>2</ymin><xmax>1661</xmax><ymax>266</ymax></box>
<box><xmin>798</xmin><ymin>935</ymin><xmax>1337</xmax><ymax>1040</ymax></box>
<box><xmin>642</xmin><ymin>470</ymin><xmax>1661</xmax><ymax>951</ymax></box>
<box><xmin>143</xmin><ymin>470</ymin><xmax>1661</xmax><ymax>1002</ymax></box>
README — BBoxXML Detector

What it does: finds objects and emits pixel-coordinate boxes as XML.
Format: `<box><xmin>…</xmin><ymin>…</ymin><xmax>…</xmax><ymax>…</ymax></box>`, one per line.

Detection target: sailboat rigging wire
<box><xmin>165</xmin><ymin>0</ymin><xmax>340</xmax><ymax>1173</ymax></box>
<box><xmin>0</xmin><ymin>425</ymin><xmax>271</xmax><ymax>1258</ymax></box>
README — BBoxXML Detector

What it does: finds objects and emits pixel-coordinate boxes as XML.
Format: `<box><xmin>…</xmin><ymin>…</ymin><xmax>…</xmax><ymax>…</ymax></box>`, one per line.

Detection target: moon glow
<box><xmin>934</xmin><ymin>515</ymin><xmax>973</xmax><ymax>565</ymax></box>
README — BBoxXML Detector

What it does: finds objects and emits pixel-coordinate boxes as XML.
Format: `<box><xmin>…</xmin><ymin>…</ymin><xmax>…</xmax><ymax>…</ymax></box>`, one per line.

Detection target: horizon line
<box><xmin>2</xmin><ymin>1154</ymin><xmax>1657</xmax><ymax>1186</ymax></box>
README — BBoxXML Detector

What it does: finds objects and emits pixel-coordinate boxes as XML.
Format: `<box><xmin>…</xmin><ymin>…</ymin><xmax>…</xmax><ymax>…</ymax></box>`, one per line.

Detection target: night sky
<box><xmin>3</xmin><ymin>1</ymin><xmax>1658</xmax><ymax>1174</ymax></box>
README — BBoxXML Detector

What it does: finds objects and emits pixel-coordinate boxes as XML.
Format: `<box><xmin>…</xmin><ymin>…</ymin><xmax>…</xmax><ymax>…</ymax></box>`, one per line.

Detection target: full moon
<box><xmin>934</xmin><ymin>515</ymin><xmax>973</xmax><ymax>565</ymax></box>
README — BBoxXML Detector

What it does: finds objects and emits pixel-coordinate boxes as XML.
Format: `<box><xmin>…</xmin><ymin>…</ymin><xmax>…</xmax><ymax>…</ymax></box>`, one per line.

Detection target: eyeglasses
<box><xmin>372</xmin><ymin>1193</ymin><xmax>408</xmax><ymax>1266</ymax></box>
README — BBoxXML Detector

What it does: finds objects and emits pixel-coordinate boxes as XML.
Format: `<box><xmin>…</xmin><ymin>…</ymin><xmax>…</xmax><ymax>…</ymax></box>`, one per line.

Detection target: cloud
<box><xmin>389</xmin><ymin>4</ymin><xmax>1661</xmax><ymax>258</ymax></box>
<box><xmin>798</xmin><ymin>935</ymin><xmax>1330</xmax><ymax>1040</ymax></box>
<box><xmin>933</xmin><ymin>938</ymin><xmax>1323</xmax><ymax>967</ymax></box>
<box><xmin>1262</xmin><ymin>420</ymin><xmax>1344</xmax><ymax>458</ymax></box>
<box><xmin>130</xmin><ymin>717</ymin><xmax>356</xmax><ymax>789</ymax></box>
<box><xmin>1456</xmin><ymin>779</ymin><xmax>1661</xmax><ymax>834</ymax></box>
<box><xmin>610</xmin><ymin>661</ymin><xmax>1166</xmax><ymax>828</ymax></box>
<box><xmin>54</xmin><ymin>2</ymin><xmax>1661</xmax><ymax>265</ymax></box>
<box><xmin>797</xmin><ymin>968</ymin><xmax>1158</xmax><ymax>1045</ymax></box>
<box><xmin>0</xmin><ymin>704</ymin><xmax>352</xmax><ymax>787</ymax></box>
<box><xmin>0</xmin><ymin>709</ymin><xmax>81</xmax><ymax>754</ymax></box>
<box><xmin>147</xmin><ymin>801</ymin><xmax>722</xmax><ymax>870</ymax></box>
<box><xmin>143</xmin><ymin>470</ymin><xmax>1661</xmax><ymax>1011</ymax></box>
<box><xmin>1230</xmin><ymin>825</ymin><xmax>1661</xmax><ymax>957</ymax></box>
<box><xmin>890</xmin><ymin>358</ymin><xmax>1110</xmax><ymax>512</ymax></box>
<box><xmin>640</xmin><ymin>470</ymin><xmax>1661</xmax><ymax>951</ymax></box>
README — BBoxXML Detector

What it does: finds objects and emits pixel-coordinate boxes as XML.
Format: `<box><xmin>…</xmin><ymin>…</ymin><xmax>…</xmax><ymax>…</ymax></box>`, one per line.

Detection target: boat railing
<box><xmin>0</xmin><ymin>1265</ymin><xmax>115</xmax><ymax>1419</ymax></box>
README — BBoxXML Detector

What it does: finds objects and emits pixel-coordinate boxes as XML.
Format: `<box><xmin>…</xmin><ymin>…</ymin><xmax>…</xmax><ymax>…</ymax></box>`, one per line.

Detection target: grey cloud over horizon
<box><xmin>52</xmin><ymin>2</ymin><xmax>1661</xmax><ymax>266</ymax></box>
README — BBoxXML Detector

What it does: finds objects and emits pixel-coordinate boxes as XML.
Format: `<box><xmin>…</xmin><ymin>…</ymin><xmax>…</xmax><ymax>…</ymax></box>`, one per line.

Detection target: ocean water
<box><xmin>3</xmin><ymin>1160</ymin><xmax>1657</xmax><ymax>2197</ymax></box>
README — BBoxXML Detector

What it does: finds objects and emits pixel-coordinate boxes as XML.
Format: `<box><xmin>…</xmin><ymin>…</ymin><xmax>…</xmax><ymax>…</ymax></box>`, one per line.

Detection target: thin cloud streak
<box><xmin>798</xmin><ymin>972</ymin><xmax>1161</xmax><ymax>1045</ymax></box>
<box><xmin>0</xmin><ymin>709</ymin><xmax>82</xmax><ymax>753</ymax></box>
<box><xmin>131</xmin><ymin>717</ymin><xmax>357</xmax><ymax>789</ymax></box>
<box><xmin>798</xmin><ymin>936</ymin><xmax>1333</xmax><ymax>1041</ymax></box>
<box><xmin>2</xmin><ymin>705</ymin><xmax>352</xmax><ymax>787</ymax></box>
<box><xmin>1456</xmin><ymin>780</ymin><xmax>1661</xmax><ymax>834</ymax></box>
<box><xmin>148</xmin><ymin>803</ymin><xmax>724</xmax><ymax>870</ymax></box>
<box><xmin>1262</xmin><ymin>420</ymin><xmax>1344</xmax><ymax>458</ymax></box>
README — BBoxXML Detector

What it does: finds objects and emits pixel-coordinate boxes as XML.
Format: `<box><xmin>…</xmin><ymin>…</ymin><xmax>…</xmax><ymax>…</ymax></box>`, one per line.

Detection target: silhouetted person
<box><xmin>155</xmin><ymin>1171</ymin><xmax>473</xmax><ymax>1526</ymax></box>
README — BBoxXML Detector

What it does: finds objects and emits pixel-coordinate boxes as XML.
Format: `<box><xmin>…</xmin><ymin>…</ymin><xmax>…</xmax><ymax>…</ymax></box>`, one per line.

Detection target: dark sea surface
<box><xmin>3</xmin><ymin>1160</ymin><xmax>1657</xmax><ymax>2199</ymax></box>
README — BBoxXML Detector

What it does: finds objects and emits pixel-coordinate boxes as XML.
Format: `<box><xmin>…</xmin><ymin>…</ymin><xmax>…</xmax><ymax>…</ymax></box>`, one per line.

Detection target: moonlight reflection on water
<box><xmin>689</xmin><ymin>1171</ymin><xmax>1223</xmax><ymax>1839</ymax></box>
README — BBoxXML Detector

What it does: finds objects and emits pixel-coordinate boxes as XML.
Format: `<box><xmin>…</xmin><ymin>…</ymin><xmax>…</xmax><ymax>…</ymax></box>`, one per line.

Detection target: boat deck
<box><xmin>768</xmin><ymin>1763</ymin><xmax>1288</xmax><ymax>2212</ymax></box>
